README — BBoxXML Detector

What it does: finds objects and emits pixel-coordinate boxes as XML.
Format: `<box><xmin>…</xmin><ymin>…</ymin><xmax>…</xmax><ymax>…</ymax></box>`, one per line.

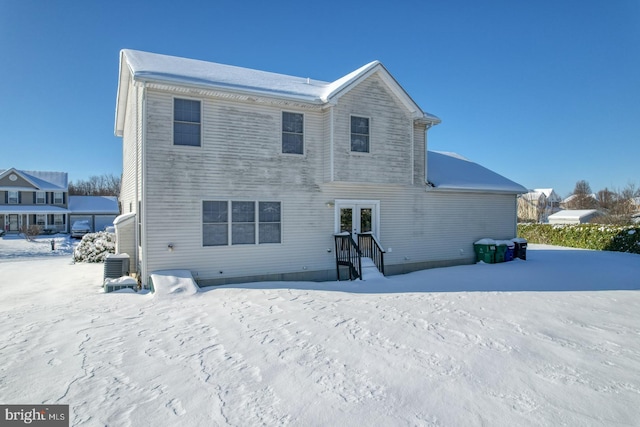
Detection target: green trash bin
<box><xmin>474</xmin><ymin>239</ymin><xmax>497</xmax><ymax>264</ymax></box>
<box><xmin>495</xmin><ymin>241</ymin><xmax>508</xmax><ymax>263</ymax></box>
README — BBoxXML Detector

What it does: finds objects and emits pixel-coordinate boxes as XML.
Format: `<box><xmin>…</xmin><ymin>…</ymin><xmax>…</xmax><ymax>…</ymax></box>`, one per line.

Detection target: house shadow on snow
<box><xmin>200</xmin><ymin>248</ymin><xmax>640</xmax><ymax>294</ymax></box>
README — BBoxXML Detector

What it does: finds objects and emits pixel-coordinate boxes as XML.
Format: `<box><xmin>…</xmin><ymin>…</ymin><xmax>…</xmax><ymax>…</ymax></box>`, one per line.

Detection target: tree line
<box><xmin>565</xmin><ymin>180</ymin><xmax>639</xmax><ymax>224</ymax></box>
<box><xmin>68</xmin><ymin>173</ymin><xmax>120</xmax><ymax>197</ymax></box>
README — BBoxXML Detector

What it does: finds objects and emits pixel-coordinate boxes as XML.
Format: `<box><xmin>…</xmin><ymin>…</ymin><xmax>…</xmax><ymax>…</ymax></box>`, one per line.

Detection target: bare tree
<box><xmin>596</xmin><ymin>188</ymin><xmax>616</xmax><ymax>211</ymax></box>
<box><xmin>20</xmin><ymin>225</ymin><xmax>41</xmax><ymax>242</ymax></box>
<box><xmin>69</xmin><ymin>173</ymin><xmax>121</xmax><ymax>197</ymax></box>
<box><xmin>567</xmin><ymin>180</ymin><xmax>598</xmax><ymax>209</ymax></box>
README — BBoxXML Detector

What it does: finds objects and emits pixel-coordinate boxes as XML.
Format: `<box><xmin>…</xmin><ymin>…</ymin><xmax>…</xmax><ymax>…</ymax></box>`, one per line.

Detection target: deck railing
<box><xmin>358</xmin><ymin>232</ymin><xmax>385</xmax><ymax>275</ymax></box>
<box><xmin>334</xmin><ymin>233</ymin><xmax>362</xmax><ymax>280</ymax></box>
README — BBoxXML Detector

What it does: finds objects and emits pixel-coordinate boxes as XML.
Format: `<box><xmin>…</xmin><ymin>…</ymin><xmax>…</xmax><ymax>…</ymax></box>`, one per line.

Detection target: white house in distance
<box><xmin>114</xmin><ymin>49</ymin><xmax>526</xmax><ymax>287</ymax></box>
<box><xmin>518</xmin><ymin>188</ymin><xmax>562</xmax><ymax>223</ymax></box>
<box><xmin>0</xmin><ymin>168</ymin><xmax>120</xmax><ymax>234</ymax></box>
<box><xmin>0</xmin><ymin>168</ymin><xmax>70</xmax><ymax>233</ymax></box>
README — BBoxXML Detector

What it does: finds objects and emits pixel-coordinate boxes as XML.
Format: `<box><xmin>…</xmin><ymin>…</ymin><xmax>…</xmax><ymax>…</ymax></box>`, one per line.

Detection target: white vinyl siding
<box><xmin>136</xmin><ymin>85</ymin><xmax>518</xmax><ymax>286</ymax></box>
<box><xmin>332</xmin><ymin>74</ymin><xmax>413</xmax><ymax>185</ymax></box>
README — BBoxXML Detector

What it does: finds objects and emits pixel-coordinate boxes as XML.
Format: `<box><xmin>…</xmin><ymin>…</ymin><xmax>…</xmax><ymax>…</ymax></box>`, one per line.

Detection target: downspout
<box><xmin>423</xmin><ymin>121</ymin><xmax>435</xmax><ymax>188</ymax></box>
<box><xmin>140</xmin><ymin>83</ymin><xmax>148</xmax><ymax>287</ymax></box>
<box><xmin>134</xmin><ymin>83</ymin><xmax>140</xmax><ymax>276</ymax></box>
<box><xmin>410</xmin><ymin>120</ymin><xmax>415</xmax><ymax>186</ymax></box>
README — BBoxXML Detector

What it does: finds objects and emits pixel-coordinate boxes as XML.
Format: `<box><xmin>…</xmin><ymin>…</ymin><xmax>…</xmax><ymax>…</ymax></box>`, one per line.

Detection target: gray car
<box><xmin>71</xmin><ymin>220</ymin><xmax>91</xmax><ymax>238</ymax></box>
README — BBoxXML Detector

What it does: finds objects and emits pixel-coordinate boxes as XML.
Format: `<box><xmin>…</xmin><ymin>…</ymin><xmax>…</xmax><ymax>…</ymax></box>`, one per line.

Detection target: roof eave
<box><xmin>136</xmin><ymin>75</ymin><xmax>326</xmax><ymax>106</ymax></box>
<box><xmin>426</xmin><ymin>185</ymin><xmax>528</xmax><ymax>195</ymax></box>
<box><xmin>115</xmin><ymin>50</ymin><xmax>132</xmax><ymax>137</ymax></box>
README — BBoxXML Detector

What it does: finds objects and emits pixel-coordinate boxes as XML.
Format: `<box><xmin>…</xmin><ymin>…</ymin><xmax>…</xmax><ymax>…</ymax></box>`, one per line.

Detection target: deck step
<box><xmin>361</xmin><ymin>257</ymin><xmax>385</xmax><ymax>280</ymax></box>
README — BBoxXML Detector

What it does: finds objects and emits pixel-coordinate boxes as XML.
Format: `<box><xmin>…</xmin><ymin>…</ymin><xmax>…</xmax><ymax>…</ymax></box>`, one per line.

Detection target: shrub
<box><xmin>517</xmin><ymin>223</ymin><xmax>640</xmax><ymax>254</ymax></box>
<box><xmin>73</xmin><ymin>231</ymin><xmax>116</xmax><ymax>262</ymax></box>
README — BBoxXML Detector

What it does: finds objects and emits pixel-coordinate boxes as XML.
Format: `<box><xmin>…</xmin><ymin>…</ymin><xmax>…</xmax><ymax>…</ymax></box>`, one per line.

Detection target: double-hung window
<box><xmin>54</xmin><ymin>192</ymin><xmax>63</xmax><ymax>204</ymax></box>
<box><xmin>8</xmin><ymin>191</ymin><xmax>18</xmax><ymax>204</ymax></box>
<box><xmin>232</xmin><ymin>202</ymin><xmax>255</xmax><ymax>245</ymax></box>
<box><xmin>203</xmin><ymin>201</ymin><xmax>228</xmax><ymax>246</ymax></box>
<box><xmin>282</xmin><ymin>112</ymin><xmax>304</xmax><ymax>154</ymax></box>
<box><xmin>36</xmin><ymin>191</ymin><xmax>45</xmax><ymax>204</ymax></box>
<box><xmin>350</xmin><ymin>116</ymin><xmax>370</xmax><ymax>153</ymax></box>
<box><xmin>203</xmin><ymin>201</ymin><xmax>281</xmax><ymax>246</ymax></box>
<box><xmin>174</xmin><ymin>98</ymin><xmax>201</xmax><ymax>146</ymax></box>
<box><xmin>36</xmin><ymin>214</ymin><xmax>46</xmax><ymax>226</ymax></box>
<box><xmin>258</xmin><ymin>202</ymin><xmax>281</xmax><ymax>244</ymax></box>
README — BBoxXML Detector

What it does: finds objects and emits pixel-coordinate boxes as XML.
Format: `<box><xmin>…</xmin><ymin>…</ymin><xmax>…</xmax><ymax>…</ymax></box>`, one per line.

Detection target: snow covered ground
<box><xmin>1</xmin><ymin>236</ymin><xmax>639</xmax><ymax>426</ymax></box>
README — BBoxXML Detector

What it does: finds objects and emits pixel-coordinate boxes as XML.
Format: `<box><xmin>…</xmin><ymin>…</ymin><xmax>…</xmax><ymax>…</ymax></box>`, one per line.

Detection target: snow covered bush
<box><xmin>73</xmin><ymin>231</ymin><xmax>116</xmax><ymax>262</ymax></box>
<box><xmin>518</xmin><ymin>224</ymin><xmax>640</xmax><ymax>254</ymax></box>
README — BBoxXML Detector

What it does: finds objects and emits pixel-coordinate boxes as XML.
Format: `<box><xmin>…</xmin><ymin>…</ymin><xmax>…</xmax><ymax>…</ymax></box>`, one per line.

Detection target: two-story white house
<box><xmin>114</xmin><ymin>49</ymin><xmax>526</xmax><ymax>287</ymax></box>
<box><xmin>0</xmin><ymin>168</ymin><xmax>70</xmax><ymax>233</ymax></box>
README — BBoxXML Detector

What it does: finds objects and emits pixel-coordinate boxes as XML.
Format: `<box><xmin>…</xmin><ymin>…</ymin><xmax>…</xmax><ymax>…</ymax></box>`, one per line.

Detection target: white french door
<box><xmin>335</xmin><ymin>200</ymin><xmax>380</xmax><ymax>241</ymax></box>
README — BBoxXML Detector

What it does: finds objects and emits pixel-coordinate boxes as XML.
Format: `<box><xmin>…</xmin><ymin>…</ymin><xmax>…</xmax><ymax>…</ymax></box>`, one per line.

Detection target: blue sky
<box><xmin>1</xmin><ymin>0</ymin><xmax>638</xmax><ymax>197</ymax></box>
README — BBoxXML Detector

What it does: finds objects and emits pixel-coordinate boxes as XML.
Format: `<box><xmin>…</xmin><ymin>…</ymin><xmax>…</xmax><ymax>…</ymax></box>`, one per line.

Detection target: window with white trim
<box><xmin>203</xmin><ymin>201</ymin><xmax>281</xmax><ymax>246</ymax></box>
<box><xmin>203</xmin><ymin>201</ymin><xmax>228</xmax><ymax>246</ymax></box>
<box><xmin>174</xmin><ymin>98</ymin><xmax>201</xmax><ymax>146</ymax></box>
<box><xmin>282</xmin><ymin>112</ymin><xmax>304</xmax><ymax>154</ymax></box>
<box><xmin>54</xmin><ymin>214</ymin><xmax>63</xmax><ymax>226</ymax></box>
<box><xmin>36</xmin><ymin>191</ymin><xmax>45</xmax><ymax>204</ymax></box>
<box><xmin>8</xmin><ymin>191</ymin><xmax>18</xmax><ymax>204</ymax></box>
<box><xmin>350</xmin><ymin>116</ymin><xmax>370</xmax><ymax>153</ymax></box>
<box><xmin>36</xmin><ymin>214</ymin><xmax>46</xmax><ymax>226</ymax></box>
<box><xmin>232</xmin><ymin>201</ymin><xmax>255</xmax><ymax>245</ymax></box>
<box><xmin>54</xmin><ymin>192</ymin><xmax>63</xmax><ymax>204</ymax></box>
<box><xmin>259</xmin><ymin>202</ymin><xmax>281</xmax><ymax>243</ymax></box>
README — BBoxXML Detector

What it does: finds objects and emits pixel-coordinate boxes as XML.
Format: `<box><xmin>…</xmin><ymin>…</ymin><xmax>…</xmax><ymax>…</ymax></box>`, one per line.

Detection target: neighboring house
<box><xmin>114</xmin><ymin>49</ymin><xmax>527</xmax><ymax>287</ymax></box>
<box><xmin>518</xmin><ymin>188</ymin><xmax>562</xmax><ymax>223</ymax></box>
<box><xmin>68</xmin><ymin>196</ymin><xmax>120</xmax><ymax>232</ymax></box>
<box><xmin>548</xmin><ymin>209</ymin><xmax>602</xmax><ymax>225</ymax></box>
<box><xmin>0</xmin><ymin>168</ymin><xmax>70</xmax><ymax>233</ymax></box>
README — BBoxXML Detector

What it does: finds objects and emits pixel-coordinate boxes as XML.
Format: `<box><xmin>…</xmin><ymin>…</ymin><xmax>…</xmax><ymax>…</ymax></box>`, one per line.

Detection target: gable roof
<box><xmin>533</xmin><ymin>188</ymin><xmax>562</xmax><ymax>200</ymax></box>
<box><xmin>427</xmin><ymin>151</ymin><xmax>527</xmax><ymax>194</ymax></box>
<box><xmin>0</xmin><ymin>168</ymin><xmax>68</xmax><ymax>190</ymax></box>
<box><xmin>115</xmin><ymin>50</ymin><xmax>440</xmax><ymax>136</ymax></box>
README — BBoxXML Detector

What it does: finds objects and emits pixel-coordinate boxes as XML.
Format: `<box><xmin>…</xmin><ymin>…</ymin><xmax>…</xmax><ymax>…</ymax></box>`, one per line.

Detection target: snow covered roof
<box><xmin>115</xmin><ymin>50</ymin><xmax>440</xmax><ymax>136</ymax></box>
<box><xmin>427</xmin><ymin>151</ymin><xmax>527</xmax><ymax>194</ymax></box>
<box><xmin>0</xmin><ymin>205</ymin><xmax>70</xmax><ymax>214</ymax></box>
<box><xmin>0</xmin><ymin>168</ymin><xmax>67</xmax><ymax>190</ymax></box>
<box><xmin>534</xmin><ymin>188</ymin><xmax>562</xmax><ymax>200</ymax></box>
<box><xmin>549</xmin><ymin>209</ymin><xmax>600</xmax><ymax>220</ymax></box>
<box><xmin>68</xmin><ymin>196</ymin><xmax>119</xmax><ymax>214</ymax></box>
